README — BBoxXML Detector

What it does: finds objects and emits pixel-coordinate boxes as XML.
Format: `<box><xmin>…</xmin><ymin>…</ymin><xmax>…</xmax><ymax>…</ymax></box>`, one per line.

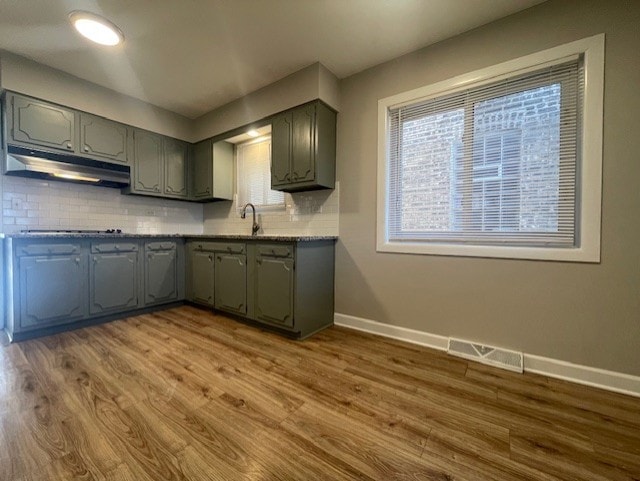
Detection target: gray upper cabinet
<box><xmin>80</xmin><ymin>113</ymin><xmax>129</xmax><ymax>164</ymax></box>
<box><xmin>132</xmin><ymin>129</ymin><xmax>164</xmax><ymax>195</ymax></box>
<box><xmin>254</xmin><ymin>246</ymin><xmax>294</xmax><ymax>328</ymax></box>
<box><xmin>270</xmin><ymin>100</ymin><xmax>336</xmax><ymax>192</ymax></box>
<box><xmin>144</xmin><ymin>241</ymin><xmax>179</xmax><ymax>305</ymax></box>
<box><xmin>18</xmin><ymin>248</ymin><xmax>87</xmax><ymax>329</ymax></box>
<box><xmin>89</xmin><ymin>243</ymin><xmax>139</xmax><ymax>315</ymax></box>
<box><xmin>214</xmin><ymin>244</ymin><xmax>247</xmax><ymax>315</ymax></box>
<box><xmin>191</xmin><ymin>139</ymin><xmax>233</xmax><ymax>201</ymax></box>
<box><xmin>164</xmin><ymin>138</ymin><xmax>189</xmax><ymax>199</ymax></box>
<box><xmin>8</xmin><ymin>93</ymin><xmax>76</xmax><ymax>152</ymax></box>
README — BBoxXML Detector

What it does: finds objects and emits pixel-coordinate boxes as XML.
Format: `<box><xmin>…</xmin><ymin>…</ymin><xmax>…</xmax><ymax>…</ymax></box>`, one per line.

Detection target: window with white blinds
<box><xmin>377</xmin><ymin>36</ymin><xmax>604</xmax><ymax>261</ymax></box>
<box><xmin>236</xmin><ymin>137</ymin><xmax>284</xmax><ymax>209</ymax></box>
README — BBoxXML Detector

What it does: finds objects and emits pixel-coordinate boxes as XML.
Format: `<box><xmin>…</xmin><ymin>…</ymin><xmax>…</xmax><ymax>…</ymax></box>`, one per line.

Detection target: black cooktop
<box><xmin>20</xmin><ymin>229</ymin><xmax>123</xmax><ymax>234</ymax></box>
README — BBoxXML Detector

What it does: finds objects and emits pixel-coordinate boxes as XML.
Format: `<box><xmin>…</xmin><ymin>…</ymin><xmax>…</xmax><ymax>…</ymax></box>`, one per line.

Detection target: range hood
<box><xmin>5</xmin><ymin>145</ymin><xmax>130</xmax><ymax>188</ymax></box>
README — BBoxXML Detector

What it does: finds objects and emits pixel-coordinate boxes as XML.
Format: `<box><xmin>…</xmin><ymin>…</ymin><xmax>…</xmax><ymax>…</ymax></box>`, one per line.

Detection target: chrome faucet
<box><xmin>240</xmin><ymin>203</ymin><xmax>260</xmax><ymax>235</ymax></box>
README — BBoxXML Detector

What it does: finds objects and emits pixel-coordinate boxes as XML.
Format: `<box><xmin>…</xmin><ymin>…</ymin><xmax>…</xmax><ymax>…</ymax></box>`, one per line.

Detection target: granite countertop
<box><xmin>2</xmin><ymin>232</ymin><xmax>337</xmax><ymax>241</ymax></box>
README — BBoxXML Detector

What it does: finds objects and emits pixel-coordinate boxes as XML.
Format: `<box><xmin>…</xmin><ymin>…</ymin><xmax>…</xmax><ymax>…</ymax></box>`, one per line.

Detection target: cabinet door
<box><xmin>291</xmin><ymin>103</ymin><xmax>316</xmax><ymax>184</ymax></box>
<box><xmin>89</xmin><ymin>252</ymin><xmax>138</xmax><ymax>315</ymax></box>
<box><xmin>164</xmin><ymin>138</ymin><xmax>189</xmax><ymax>198</ymax></box>
<box><xmin>80</xmin><ymin>114</ymin><xmax>128</xmax><ymax>163</ymax></box>
<box><xmin>214</xmin><ymin>253</ymin><xmax>246</xmax><ymax>315</ymax></box>
<box><xmin>19</xmin><ymin>255</ymin><xmax>86</xmax><ymax>329</ymax></box>
<box><xmin>192</xmin><ymin>140</ymin><xmax>213</xmax><ymax>199</ymax></box>
<box><xmin>271</xmin><ymin>112</ymin><xmax>292</xmax><ymax>186</ymax></box>
<box><xmin>145</xmin><ymin>247</ymin><xmax>178</xmax><ymax>305</ymax></box>
<box><xmin>189</xmin><ymin>251</ymin><xmax>215</xmax><ymax>306</ymax></box>
<box><xmin>132</xmin><ymin>130</ymin><xmax>163</xmax><ymax>194</ymax></box>
<box><xmin>10</xmin><ymin>94</ymin><xmax>75</xmax><ymax>152</ymax></box>
<box><xmin>255</xmin><ymin>256</ymin><xmax>294</xmax><ymax>327</ymax></box>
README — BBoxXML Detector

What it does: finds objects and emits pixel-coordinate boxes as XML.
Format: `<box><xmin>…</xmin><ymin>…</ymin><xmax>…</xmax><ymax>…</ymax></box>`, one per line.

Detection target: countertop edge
<box><xmin>2</xmin><ymin>233</ymin><xmax>338</xmax><ymax>242</ymax></box>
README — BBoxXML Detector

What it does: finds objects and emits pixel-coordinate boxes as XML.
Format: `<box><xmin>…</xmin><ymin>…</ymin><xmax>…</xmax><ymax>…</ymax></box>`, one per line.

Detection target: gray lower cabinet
<box><xmin>18</xmin><ymin>251</ymin><xmax>87</xmax><ymax>329</ymax></box>
<box><xmin>254</xmin><ymin>246</ymin><xmax>294</xmax><ymax>328</ymax></box>
<box><xmin>145</xmin><ymin>241</ymin><xmax>180</xmax><ymax>305</ymax></box>
<box><xmin>5</xmin><ymin>237</ymin><xmax>185</xmax><ymax>341</ymax></box>
<box><xmin>186</xmin><ymin>243</ymin><xmax>215</xmax><ymax>306</ymax></box>
<box><xmin>185</xmin><ymin>239</ymin><xmax>335</xmax><ymax>339</ymax></box>
<box><xmin>214</xmin><ymin>244</ymin><xmax>247</xmax><ymax>315</ymax></box>
<box><xmin>89</xmin><ymin>243</ymin><xmax>139</xmax><ymax>315</ymax></box>
<box><xmin>8</xmin><ymin>92</ymin><xmax>76</xmax><ymax>153</ymax></box>
<box><xmin>80</xmin><ymin>113</ymin><xmax>129</xmax><ymax>164</ymax></box>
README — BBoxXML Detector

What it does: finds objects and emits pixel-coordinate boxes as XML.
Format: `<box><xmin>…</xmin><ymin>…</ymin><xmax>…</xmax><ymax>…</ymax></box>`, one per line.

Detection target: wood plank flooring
<box><xmin>1</xmin><ymin>305</ymin><xmax>639</xmax><ymax>480</ymax></box>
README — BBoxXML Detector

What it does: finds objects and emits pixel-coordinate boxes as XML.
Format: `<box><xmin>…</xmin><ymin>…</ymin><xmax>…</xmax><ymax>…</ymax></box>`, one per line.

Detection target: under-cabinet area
<box><xmin>3</xmin><ymin>234</ymin><xmax>336</xmax><ymax>342</ymax></box>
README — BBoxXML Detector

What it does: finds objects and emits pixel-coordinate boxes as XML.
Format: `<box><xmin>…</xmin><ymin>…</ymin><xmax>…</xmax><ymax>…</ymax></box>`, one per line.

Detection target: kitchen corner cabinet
<box><xmin>214</xmin><ymin>243</ymin><xmax>247</xmax><ymax>315</ymax></box>
<box><xmin>191</xmin><ymin>139</ymin><xmax>234</xmax><ymax>201</ymax></box>
<box><xmin>271</xmin><ymin>100</ymin><xmax>336</xmax><ymax>192</ymax></box>
<box><xmin>89</xmin><ymin>242</ymin><xmax>139</xmax><ymax>315</ymax></box>
<box><xmin>7</xmin><ymin>92</ymin><xmax>76</xmax><ymax>153</ymax></box>
<box><xmin>185</xmin><ymin>238</ymin><xmax>335</xmax><ymax>339</ymax></box>
<box><xmin>79</xmin><ymin>113</ymin><xmax>129</xmax><ymax>164</ymax></box>
<box><xmin>16</xmin><ymin>243</ymin><xmax>87</xmax><ymax>330</ymax></box>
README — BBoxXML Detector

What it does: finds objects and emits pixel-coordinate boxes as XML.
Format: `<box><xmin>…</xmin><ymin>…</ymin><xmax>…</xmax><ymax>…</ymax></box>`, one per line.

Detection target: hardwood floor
<box><xmin>1</xmin><ymin>306</ymin><xmax>639</xmax><ymax>480</ymax></box>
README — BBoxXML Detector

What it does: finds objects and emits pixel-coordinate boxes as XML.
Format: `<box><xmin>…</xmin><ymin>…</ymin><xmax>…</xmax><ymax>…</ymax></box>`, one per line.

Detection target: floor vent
<box><xmin>448</xmin><ymin>338</ymin><xmax>523</xmax><ymax>373</ymax></box>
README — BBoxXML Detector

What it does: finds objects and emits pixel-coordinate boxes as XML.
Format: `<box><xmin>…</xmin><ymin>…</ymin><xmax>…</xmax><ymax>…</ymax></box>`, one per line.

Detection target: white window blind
<box><xmin>387</xmin><ymin>58</ymin><xmax>583</xmax><ymax>247</ymax></box>
<box><xmin>237</xmin><ymin>137</ymin><xmax>284</xmax><ymax>209</ymax></box>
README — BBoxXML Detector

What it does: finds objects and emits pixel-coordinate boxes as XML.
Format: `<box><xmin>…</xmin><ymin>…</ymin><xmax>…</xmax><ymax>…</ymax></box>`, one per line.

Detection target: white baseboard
<box><xmin>334</xmin><ymin>312</ymin><xmax>640</xmax><ymax>398</ymax></box>
<box><xmin>334</xmin><ymin>313</ymin><xmax>448</xmax><ymax>351</ymax></box>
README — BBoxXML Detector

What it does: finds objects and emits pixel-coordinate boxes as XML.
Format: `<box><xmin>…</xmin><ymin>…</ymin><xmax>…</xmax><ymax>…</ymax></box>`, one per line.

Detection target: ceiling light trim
<box><xmin>69</xmin><ymin>10</ymin><xmax>124</xmax><ymax>47</ymax></box>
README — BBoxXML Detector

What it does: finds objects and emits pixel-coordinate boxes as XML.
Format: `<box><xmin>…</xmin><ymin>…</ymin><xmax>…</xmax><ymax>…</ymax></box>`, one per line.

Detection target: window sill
<box><xmin>376</xmin><ymin>240</ymin><xmax>600</xmax><ymax>263</ymax></box>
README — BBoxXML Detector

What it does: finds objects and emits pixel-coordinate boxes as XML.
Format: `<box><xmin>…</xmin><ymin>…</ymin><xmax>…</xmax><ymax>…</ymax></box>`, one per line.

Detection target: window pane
<box><xmin>469</xmin><ymin>84</ymin><xmax>561</xmax><ymax>233</ymax></box>
<box><xmin>237</xmin><ymin>138</ymin><xmax>284</xmax><ymax>208</ymax></box>
<box><xmin>399</xmin><ymin>108</ymin><xmax>464</xmax><ymax>232</ymax></box>
<box><xmin>388</xmin><ymin>58</ymin><xmax>580</xmax><ymax>247</ymax></box>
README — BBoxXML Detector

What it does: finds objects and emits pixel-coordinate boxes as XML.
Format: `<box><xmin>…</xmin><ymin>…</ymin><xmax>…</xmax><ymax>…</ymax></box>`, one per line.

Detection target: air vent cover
<box><xmin>448</xmin><ymin>338</ymin><xmax>523</xmax><ymax>373</ymax></box>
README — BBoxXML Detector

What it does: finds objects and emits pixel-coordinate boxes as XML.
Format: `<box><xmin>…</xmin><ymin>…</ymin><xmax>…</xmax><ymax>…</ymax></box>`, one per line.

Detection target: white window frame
<box><xmin>377</xmin><ymin>34</ymin><xmax>605</xmax><ymax>262</ymax></box>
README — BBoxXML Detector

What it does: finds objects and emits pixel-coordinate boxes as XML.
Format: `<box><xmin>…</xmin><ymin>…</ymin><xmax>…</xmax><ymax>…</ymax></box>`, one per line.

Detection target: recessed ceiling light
<box><xmin>69</xmin><ymin>11</ymin><xmax>124</xmax><ymax>46</ymax></box>
<box><xmin>247</xmin><ymin>130</ymin><xmax>260</xmax><ymax>138</ymax></box>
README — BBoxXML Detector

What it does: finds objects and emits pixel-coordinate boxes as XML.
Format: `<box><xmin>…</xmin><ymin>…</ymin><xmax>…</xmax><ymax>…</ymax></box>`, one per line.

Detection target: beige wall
<box><xmin>192</xmin><ymin>62</ymin><xmax>340</xmax><ymax>142</ymax></box>
<box><xmin>335</xmin><ymin>0</ymin><xmax>640</xmax><ymax>376</ymax></box>
<box><xmin>0</xmin><ymin>52</ymin><xmax>193</xmax><ymax>141</ymax></box>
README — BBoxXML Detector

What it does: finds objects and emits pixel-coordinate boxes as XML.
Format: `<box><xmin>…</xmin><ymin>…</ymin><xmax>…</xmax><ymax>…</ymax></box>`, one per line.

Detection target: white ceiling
<box><xmin>0</xmin><ymin>0</ymin><xmax>545</xmax><ymax>119</ymax></box>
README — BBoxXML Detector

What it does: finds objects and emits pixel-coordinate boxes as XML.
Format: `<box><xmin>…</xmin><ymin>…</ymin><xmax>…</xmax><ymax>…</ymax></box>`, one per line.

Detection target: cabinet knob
<box><xmin>75</xmin><ymin>257</ymin><xmax>80</xmax><ymax>264</ymax></box>
<box><xmin>208</xmin><ymin>255</ymin><xmax>213</xmax><ymax>262</ymax></box>
<box><xmin>155</xmin><ymin>187</ymin><xmax>160</xmax><ymax>192</ymax></box>
<box><xmin>66</xmin><ymin>142</ymin><xmax>73</xmax><ymax>149</ymax></box>
<box><xmin>84</xmin><ymin>146</ymin><xmax>89</xmax><ymax>152</ymax></box>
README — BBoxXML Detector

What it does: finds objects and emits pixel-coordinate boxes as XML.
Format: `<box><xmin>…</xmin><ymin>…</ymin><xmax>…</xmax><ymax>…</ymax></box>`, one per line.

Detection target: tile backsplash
<box><xmin>1</xmin><ymin>176</ymin><xmax>203</xmax><ymax>234</ymax></box>
<box><xmin>203</xmin><ymin>181</ymin><xmax>339</xmax><ymax>236</ymax></box>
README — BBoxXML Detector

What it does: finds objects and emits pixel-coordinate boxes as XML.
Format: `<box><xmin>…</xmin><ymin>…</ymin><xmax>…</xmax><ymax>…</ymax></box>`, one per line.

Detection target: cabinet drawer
<box><xmin>17</xmin><ymin>243</ymin><xmax>81</xmax><ymax>257</ymax></box>
<box><xmin>215</xmin><ymin>243</ymin><xmax>246</xmax><ymax>255</ymax></box>
<box><xmin>191</xmin><ymin>241</ymin><xmax>217</xmax><ymax>252</ymax></box>
<box><xmin>145</xmin><ymin>241</ymin><xmax>177</xmax><ymax>251</ymax></box>
<box><xmin>91</xmin><ymin>242</ymin><xmax>138</xmax><ymax>253</ymax></box>
<box><xmin>257</xmin><ymin>244</ymin><xmax>293</xmax><ymax>258</ymax></box>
